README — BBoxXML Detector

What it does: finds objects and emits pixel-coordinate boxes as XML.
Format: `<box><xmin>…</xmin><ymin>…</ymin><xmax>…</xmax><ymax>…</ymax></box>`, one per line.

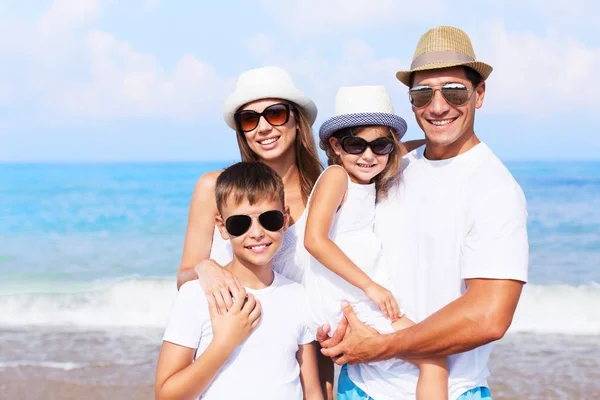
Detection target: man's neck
<box><xmin>225</xmin><ymin>258</ymin><xmax>275</xmax><ymax>290</ymax></box>
<box><xmin>424</xmin><ymin>132</ymin><xmax>480</xmax><ymax>160</ymax></box>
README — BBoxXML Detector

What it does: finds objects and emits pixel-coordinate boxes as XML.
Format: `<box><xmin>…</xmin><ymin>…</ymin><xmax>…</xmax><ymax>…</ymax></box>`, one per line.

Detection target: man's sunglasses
<box><xmin>224</xmin><ymin>210</ymin><xmax>285</xmax><ymax>237</ymax></box>
<box><xmin>234</xmin><ymin>103</ymin><xmax>295</xmax><ymax>133</ymax></box>
<box><xmin>408</xmin><ymin>83</ymin><xmax>474</xmax><ymax>108</ymax></box>
<box><xmin>338</xmin><ymin>136</ymin><xmax>395</xmax><ymax>156</ymax></box>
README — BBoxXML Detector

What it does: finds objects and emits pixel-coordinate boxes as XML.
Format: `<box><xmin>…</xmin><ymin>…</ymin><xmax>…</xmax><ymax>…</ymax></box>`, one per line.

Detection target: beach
<box><xmin>1</xmin><ymin>161</ymin><xmax>599</xmax><ymax>399</ymax></box>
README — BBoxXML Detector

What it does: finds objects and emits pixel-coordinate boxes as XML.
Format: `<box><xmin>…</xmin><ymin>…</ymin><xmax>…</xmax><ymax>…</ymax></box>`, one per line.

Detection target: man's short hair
<box><xmin>215</xmin><ymin>161</ymin><xmax>285</xmax><ymax>214</ymax></box>
<box><xmin>409</xmin><ymin>66</ymin><xmax>482</xmax><ymax>88</ymax></box>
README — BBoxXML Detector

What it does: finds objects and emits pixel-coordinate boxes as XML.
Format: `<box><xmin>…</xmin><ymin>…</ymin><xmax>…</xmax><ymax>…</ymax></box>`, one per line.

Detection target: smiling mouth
<box><xmin>258</xmin><ymin>137</ymin><xmax>279</xmax><ymax>145</ymax></box>
<box><xmin>428</xmin><ymin>118</ymin><xmax>457</xmax><ymax>126</ymax></box>
<box><xmin>357</xmin><ymin>163</ymin><xmax>376</xmax><ymax>168</ymax></box>
<box><xmin>245</xmin><ymin>243</ymin><xmax>272</xmax><ymax>252</ymax></box>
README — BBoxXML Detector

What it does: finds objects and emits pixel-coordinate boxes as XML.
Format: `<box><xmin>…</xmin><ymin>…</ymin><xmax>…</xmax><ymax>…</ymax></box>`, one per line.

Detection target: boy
<box><xmin>155</xmin><ymin>161</ymin><xmax>322</xmax><ymax>400</ymax></box>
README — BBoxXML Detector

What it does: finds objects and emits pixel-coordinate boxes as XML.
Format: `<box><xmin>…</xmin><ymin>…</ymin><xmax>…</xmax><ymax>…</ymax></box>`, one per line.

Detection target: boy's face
<box><xmin>216</xmin><ymin>196</ymin><xmax>289</xmax><ymax>267</ymax></box>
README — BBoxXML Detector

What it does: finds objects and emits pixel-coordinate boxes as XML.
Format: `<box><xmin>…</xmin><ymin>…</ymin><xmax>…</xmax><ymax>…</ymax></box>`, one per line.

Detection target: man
<box><xmin>318</xmin><ymin>26</ymin><xmax>529</xmax><ymax>400</ymax></box>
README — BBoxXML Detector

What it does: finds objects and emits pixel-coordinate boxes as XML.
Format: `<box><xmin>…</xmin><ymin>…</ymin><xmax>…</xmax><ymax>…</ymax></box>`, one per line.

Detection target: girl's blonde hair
<box><xmin>320</xmin><ymin>125</ymin><xmax>402</xmax><ymax>200</ymax></box>
<box><xmin>235</xmin><ymin>103</ymin><xmax>323</xmax><ymax>205</ymax></box>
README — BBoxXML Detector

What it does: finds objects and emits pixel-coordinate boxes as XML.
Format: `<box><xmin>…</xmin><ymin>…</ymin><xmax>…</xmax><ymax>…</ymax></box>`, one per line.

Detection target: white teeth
<box><xmin>358</xmin><ymin>164</ymin><xmax>375</xmax><ymax>168</ymax></box>
<box><xmin>259</xmin><ymin>137</ymin><xmax>278</xmax><ymax>145</ymax></box>
<box><xmin>430</xmin><ymin>119</ymin><xmax>455</xmax><ymax>126</ymax></box>
<box><xmin>248</xmin><ymin>245</ymin><xmax>266</xmax><ymax>250</ymax></box>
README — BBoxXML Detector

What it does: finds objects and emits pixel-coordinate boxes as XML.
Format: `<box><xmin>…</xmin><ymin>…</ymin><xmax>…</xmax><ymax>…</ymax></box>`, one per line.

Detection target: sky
<box><xmin>0</xmin><ymin>0</ymin><xmax>599</xmax><ymax>162</ymax></box>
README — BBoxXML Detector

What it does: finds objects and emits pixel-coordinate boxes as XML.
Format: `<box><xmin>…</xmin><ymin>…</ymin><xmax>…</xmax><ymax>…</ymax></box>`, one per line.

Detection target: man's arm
<box><xmin>297</xmin><ymin>343</ymin><xmax>325</xmax><ymax>400</ymax></box>
<box><xmin>320</xmin><ymin>278</ymin><xmax>523</xmax><ymax>364</ymax></box>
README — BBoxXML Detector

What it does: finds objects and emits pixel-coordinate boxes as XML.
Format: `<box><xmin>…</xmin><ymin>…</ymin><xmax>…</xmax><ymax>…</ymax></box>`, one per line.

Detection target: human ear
<box><xmin>475</xmin><ymin>82</ymin><xmax>486</xmax><ymax>109</ymax></box>
<box><xmin>329</xmin><ymin>136</ymin><xmax>343</xmax><ymax>156</ymax></box>
<box><xmin>215</xmin><ymin>215</ymin><xmax>229</xmax><ymax>240</ymax></box>
<box><xmin>282</xmin><ymin>206</ymin><xmax>291</xmax><ymax>232</ymax></box>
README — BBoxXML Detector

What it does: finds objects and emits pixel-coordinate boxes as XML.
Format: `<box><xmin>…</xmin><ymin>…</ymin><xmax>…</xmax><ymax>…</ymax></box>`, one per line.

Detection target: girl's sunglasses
<box><xmin>224</xmin><ymin>210</ymin><xmax>285</xmax><ymax>237</ymax></box>
<box><xmin>339</xmin><ymin>136</ymin><xmax>395</xmax><ymax>156</ymax></box>
<box><xmin>234</xmin><ymin>103</ymin><xmax>294</xmax><ymax>133</ymax></box>
<box><xmin>408</xmin><ymin>83</ymin><xmax>474</xmax><ymax>108</ymax></box>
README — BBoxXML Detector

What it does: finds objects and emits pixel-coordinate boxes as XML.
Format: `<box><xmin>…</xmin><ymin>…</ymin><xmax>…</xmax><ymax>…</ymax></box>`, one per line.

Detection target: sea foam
<box><xmin>0</xmin><ymin>278</ymin><xmax>598</xmax><ymax>334</ymax></box>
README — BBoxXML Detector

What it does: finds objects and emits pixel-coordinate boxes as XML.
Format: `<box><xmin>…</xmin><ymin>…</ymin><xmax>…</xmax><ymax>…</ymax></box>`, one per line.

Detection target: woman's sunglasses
<box><xmin>408</xmin><ymin>83</ymin><xmax>474</xmax><ymax>108</ymax></box>
<box><xmin>338</xmin><ymin>136</ymin><xmax>395</xmax><ymax>156</ymax></box>
<box><xmin>234</xmin><ymin>103</ymin><xmax>294</xmax><ymax>133</ymax></box>
<box><xmin>224</xmin><ymin>210</ymin><xmax>285</xmax><ymax>237</ymax></box>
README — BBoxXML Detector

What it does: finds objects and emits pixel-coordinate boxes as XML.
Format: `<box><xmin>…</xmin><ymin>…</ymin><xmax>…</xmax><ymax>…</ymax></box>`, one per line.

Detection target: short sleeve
<box><xmin>299</xmin><ymin>290</ymin><xmax>317</xmax><ymax>345</ymax></box>
<box><xmin>163</xmin><ymin>280</ymin><xmax>208</xmax><ymax>349</ymax></box>
<box><xmin>461</xmin><ymin>184</ymin><xmax>529</xmax><ymax>282</ymax></box>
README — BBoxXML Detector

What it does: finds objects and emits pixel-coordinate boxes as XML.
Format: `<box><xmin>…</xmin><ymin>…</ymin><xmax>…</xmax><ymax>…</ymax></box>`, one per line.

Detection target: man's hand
<box><xmin>317</xmin><ymin>302</ymin><xmax>381</xmax><ymax>365</ymax></box>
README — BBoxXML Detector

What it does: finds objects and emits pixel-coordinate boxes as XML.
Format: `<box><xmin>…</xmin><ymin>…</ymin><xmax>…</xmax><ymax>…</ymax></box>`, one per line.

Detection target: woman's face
<box><xmin>238</xmin><ymin>99</ymin><xmax>298</xmax><ymax>162</ymax></box>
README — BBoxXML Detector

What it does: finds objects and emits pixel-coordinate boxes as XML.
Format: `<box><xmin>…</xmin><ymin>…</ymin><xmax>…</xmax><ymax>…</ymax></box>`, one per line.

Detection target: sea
<box><xmin>0</xmin><ymin>161</ymin><xmax>599</xmax><ymax>399</ymax></box>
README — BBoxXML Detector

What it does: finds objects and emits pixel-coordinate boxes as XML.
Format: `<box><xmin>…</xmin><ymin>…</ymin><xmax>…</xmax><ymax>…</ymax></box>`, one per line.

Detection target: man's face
<box><xmin>411</xmin><ymin>67</ymin><xmax>485</xmax><ymax>150</ymax></box>
<box><xmin>216</xmin><ymin>197</ymin><xmax>289</xmax><ymax>268</ymax></box>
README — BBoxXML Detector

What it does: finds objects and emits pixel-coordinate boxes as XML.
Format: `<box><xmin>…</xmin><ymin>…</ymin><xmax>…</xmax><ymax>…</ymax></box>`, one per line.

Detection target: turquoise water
<box><xmin>2</xmin><ymin>161</ymin><xmax>599</xmax><ymax>285</ymax></box>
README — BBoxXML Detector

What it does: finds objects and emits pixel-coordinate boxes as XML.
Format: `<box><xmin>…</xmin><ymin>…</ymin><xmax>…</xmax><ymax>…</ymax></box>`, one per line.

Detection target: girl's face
<box><xmin>329</xmin><ymin>126</ymin><xmax>392</xmax><ymax>184</ymax></box>
<box><xmin>237</xmin><ymin>99</ymin><xmax>298</xmax><ymax>162</ymax></box>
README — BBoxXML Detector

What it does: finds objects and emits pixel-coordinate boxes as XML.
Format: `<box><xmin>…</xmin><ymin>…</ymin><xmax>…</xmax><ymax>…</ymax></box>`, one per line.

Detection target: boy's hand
<box><xmin>195</xmin><ymin>259</ymin><xmax>243</xmax><ymax>314</ymax></box>
<box><xmin>363</xmin><ymin>281</ymin><xmax>401</xmax><ymax>321</ymax></box>
<box><xmin>208</xmin><ymin>288</ymin><xmax>261</xmax><ymax>353</ymax></box>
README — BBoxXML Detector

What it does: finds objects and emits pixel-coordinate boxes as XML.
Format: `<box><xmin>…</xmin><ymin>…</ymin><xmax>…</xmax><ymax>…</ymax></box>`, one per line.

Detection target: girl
<box><xmin>304</xmin><ymin>85</ymin><xmax>448</xmax><ymax>400</ymax></box>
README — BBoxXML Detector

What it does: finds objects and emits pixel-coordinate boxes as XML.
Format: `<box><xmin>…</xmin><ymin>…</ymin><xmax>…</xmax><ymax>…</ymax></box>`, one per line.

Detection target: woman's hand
<box><xmin>195</xmin><ymin>259</ymin><xmax>243</xmax><ymax>314</ymax></box>
<box><xmin>363</xmin><ymin>281</ymin><xmax>401</xmax><ymax>321</ymax></box>
<box><xmin>208</xmin><ymin>289</ymin><xmax>262</xmax><ymax>353</ymax></box>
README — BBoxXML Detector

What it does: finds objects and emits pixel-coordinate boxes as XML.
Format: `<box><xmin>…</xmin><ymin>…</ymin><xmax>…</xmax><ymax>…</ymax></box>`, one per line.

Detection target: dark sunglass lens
<box><xmin>264</xmin><ymin>104</ymin><xmax>289</xmax><ymax>126</ymax></box>
<box><xmin>225</xmin><ymin>215</ymin><xmax>252</xmax><ymax>236</ymax></box>
<box><xmin>258</xmin><ymin>210</ymin><xmax>284</xmax><ymax>232</ymax></box>
<box><xmin>239</xmin><ymin>112</ymin><xmax>260</xmax><ymax>132</ymax></box>
<box><xmin>441</xmin><ymin>87</ymin><xmax>469</xmax><ymax>106</ymax></box>
<box><xmin>409</xmin><ymin>88</ymin><xmax>434</xmax><ymax>108</ymax></box>
<box><xmin>370</xmin><ymin>138</ymin><xmax>395</xmax><ymax>155</ymax></box>
<box><xmin>341</xmin><ymin>137</ymin><xmax>367</xmax><ymax>154</ymax></box>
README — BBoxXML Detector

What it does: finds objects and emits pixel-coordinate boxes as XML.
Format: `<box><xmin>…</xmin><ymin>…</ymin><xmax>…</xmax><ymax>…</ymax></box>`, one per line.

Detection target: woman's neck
<box><xmin>262</xmin><ymin>150</ymin><xmax>300</xmax><ymax>190</ymax></box>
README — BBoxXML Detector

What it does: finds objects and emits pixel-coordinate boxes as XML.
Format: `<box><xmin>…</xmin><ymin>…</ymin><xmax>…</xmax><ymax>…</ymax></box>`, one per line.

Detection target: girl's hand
<box><xmin>208</xmin><ymin>288</ymin><xmax>262</xmax><ymax>353</ymax></box>
<box><xmin>195</xmin><ymin>259</ymin><xmax>243</xmax><ymax>314</ymax></box>
<box><xmin>363</xmin><ymin>281</ymin><xmax>401</xmax><ymax>321</ymax></box>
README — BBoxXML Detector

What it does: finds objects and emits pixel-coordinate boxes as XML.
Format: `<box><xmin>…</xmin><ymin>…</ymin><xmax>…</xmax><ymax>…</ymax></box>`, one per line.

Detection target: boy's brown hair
<box><xmin>215</xmin><ymin>161</ymin><xmax>285</xmax><ymax>213</ymax></box>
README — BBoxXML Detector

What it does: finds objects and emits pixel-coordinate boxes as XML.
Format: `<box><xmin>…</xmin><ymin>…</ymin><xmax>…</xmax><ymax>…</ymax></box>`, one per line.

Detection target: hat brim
<box><xmin>396</xmin><ymin>61</ymin><xmax>493</xmax><ymax>86</ymax></box>
<box><xmin>223</xmin><ymin>84</ymin><xmax>318</xmax><ymax>129</ymax></box>
<box><xmin>319</xmin><ymin>113</ymin><xmax>408</xmax><ymax>144</ymax></box>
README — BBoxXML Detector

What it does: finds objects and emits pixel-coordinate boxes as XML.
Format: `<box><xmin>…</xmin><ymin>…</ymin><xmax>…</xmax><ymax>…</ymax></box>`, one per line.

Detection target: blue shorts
<box><xmin>457</xmin><ymin>386</ymin><xmax>492</xmax><ymax>399</ymax></box>
<box><xmin>337</xmin><ymin>364</ymin><xmax>374</xmax><ymax>400</ymax></box>
<box><xmin>338</xmin><ymin>364</ymin><xmax>492</xmax><ymax>400</ymax></box>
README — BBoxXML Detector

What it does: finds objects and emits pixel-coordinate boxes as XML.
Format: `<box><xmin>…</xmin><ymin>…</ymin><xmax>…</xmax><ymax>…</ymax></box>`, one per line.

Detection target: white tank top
<box><xmin>209</xmin><ymin>209</ymin><xmax>309</xmax><ymax>284</ymax></box>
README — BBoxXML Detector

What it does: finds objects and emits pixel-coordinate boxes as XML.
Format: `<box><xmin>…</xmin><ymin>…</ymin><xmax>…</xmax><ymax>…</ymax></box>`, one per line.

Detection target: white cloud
<box><xmin>479</xmin><ymin>21</ymin><xmax>600</xmax><ymax>114</ymax></box>
<box><xmin>47</xmin><ymin>30</ymin><xmax>230</xmax><ymax>119</ymax></box>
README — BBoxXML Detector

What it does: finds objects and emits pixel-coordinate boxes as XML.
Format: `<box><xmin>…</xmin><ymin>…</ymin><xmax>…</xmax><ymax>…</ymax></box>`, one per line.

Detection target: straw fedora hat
<box><xmin>319</xmin><ymin>85</ymin><xmax>407</xmax><ymax>144</ymax></box>
<box><xmin>396</xmin><ymin>26</ymin><xmax>493</xmax><ymax>87</ymax></box>
<box><xmin>222</xmin><ymin>66</ymin><xmax>318</xmax><ymax>130</ymax></box>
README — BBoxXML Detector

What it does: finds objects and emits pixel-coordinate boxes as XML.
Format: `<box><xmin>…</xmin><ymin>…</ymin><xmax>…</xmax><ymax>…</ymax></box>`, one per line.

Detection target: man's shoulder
<box><xmin>466</xmin><ymin>144</ymin><xmax>526</xmax><ymax>206</ymax></box>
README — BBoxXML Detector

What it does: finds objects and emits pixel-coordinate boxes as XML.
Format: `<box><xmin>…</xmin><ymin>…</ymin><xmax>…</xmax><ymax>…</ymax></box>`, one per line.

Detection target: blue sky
<box><xmin>1</xmin><ymin>0</ymin><xmax>599</xmax><ymax>162</ymax></box>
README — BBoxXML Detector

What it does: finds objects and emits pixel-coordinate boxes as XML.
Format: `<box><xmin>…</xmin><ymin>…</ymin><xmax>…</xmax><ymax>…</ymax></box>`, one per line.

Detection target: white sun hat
<box><xmin>222</xmin><ymin>66</ymin><xmax>318</xmax><ymax>130</ymax></box>
<box><xmin>319</xmin><ymin>85</ymin><xmax>407</xmax><ymax>144</ymax></box>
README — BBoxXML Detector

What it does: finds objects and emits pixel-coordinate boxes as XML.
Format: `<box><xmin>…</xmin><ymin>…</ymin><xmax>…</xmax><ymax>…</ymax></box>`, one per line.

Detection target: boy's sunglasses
<box><xmin>339</xmin><ymin>136</ymin><xmax>395</xmax><ymax>156</ymax></box>
<box><xmin>224</xmin><ymin>210</ymin><xmax>285</xmax><ymax>237</ymax></box>
<box><xmin>408</xmin><ymin>83</ymin><xmax>474</xmax><ymax>108</ymax></box>
<box><xmin>234</xmin><ymin>103</ymin><xmax>294</xmax><ymax>133</ymax></box>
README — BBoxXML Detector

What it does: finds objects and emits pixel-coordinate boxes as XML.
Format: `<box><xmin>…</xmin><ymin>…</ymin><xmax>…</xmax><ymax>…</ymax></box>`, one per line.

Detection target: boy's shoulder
<box><xmin>178</xmin><ymin>280</ymin><xmax>209</xmax><ymax>306</ymax></box>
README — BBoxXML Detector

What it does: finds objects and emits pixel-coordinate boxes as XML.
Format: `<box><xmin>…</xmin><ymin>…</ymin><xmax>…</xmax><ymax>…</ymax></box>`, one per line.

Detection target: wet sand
<box><xmin>0</xmin><ymin>330</ymin><xmax>598</xmax><ymax>399</ymax></box>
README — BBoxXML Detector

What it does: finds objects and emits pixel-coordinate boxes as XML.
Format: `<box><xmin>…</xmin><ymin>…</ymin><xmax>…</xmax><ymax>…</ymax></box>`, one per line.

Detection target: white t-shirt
<box><xmin>348</xmin><ymin>143</ymin><xmax>529</xmax><ymax>400</ymax></box>
<box><xmin>163</xmin><ymin>272</ymin><xmax>314</xmax><ymax>400</ymax></box>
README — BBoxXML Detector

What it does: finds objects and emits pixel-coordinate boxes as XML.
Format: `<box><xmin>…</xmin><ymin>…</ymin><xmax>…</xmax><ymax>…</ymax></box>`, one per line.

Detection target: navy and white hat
<box><xmin>319</xmin><ymin>85</ymin><xmax>407</xmax><ymax>145</ymax></box>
